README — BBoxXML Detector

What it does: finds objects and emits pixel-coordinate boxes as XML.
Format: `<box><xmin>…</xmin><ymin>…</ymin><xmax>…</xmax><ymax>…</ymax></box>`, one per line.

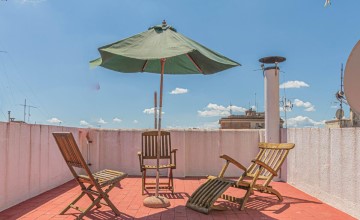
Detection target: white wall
<box><xmin>0</xmin><ymin>122</ymin><xmax>262</xmax><ymax>212</ymax></box>
<box><xmin>1</xmin><ymin>122</ymin><xmax>359</xmax><ymax>219</ymax></box>
<box><xmin>286</xmin><ymin>128</ymin><xmax>360</xmax><ymax>219</ymax></box>
<box><xmin>0</xmin><ymin>123</ymin><xmax>77</xmax><ymax>212</ymax></box>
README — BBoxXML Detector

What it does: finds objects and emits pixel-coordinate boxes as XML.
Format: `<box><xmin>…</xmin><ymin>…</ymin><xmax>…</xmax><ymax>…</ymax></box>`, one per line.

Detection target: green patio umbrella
<box><xmin>90</xmin><ymin>20</ymin><xmax>240</xmax><ymax>207</ymax></box>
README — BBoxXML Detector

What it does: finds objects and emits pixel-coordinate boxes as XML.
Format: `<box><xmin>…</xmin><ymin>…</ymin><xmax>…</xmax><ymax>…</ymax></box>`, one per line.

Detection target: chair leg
<box><xmin>264</xmin><ymin>187</ymin><xmax>283</xmax><ymax>201</ymax></box>
<box><xmin>169</xmin><ymin>169</ymin><xmax>174</xmax><ymax>194</ymax></box>
<box><xmin>78</xmin><ymin>196</ymin><xmax>102</xmax><ymax>219</ymax></box>
<box><xmin>85</xmin><ymin>185</ymin><xmax>101</xmax><ymax>208</ymax></box>
<box><xmin>61</xmin><ymin>192</ymin><xmax>86</xmax><ymax>214</ymax></box>
<box><xmin>101</xmin><ymin>184</ymin><xmax>121</xmax><ymax>216</ymax></box>
<box><xmin>239</xmin><ymin>189</ymin><xmax>252</xmax><ymax>211</ymax></box>
<box><xmin>142</xmin><ymin>169</ymin><xmax>146</xmax><ymax>195</ymax></box>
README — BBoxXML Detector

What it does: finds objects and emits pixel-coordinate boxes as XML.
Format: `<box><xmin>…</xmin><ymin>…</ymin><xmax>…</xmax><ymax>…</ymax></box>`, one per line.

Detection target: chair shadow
<box><xmin>0</xmin><ymin>180</ymin><xmax>79</xmax><ymax>219</ymax></box>
<box><xmin>144</xmin><ymin>192</ymin><xmax>191</xmax><ymax>199</ymax></box>
<box><xmin>215</xmin><ymin>194</ymin><xmax>322</xmax><ymax>214</ymax></box>
<box><xmin>0</xmin><ymin>180</ymin><xmax>126</xmax><ymax>220</ymax></box>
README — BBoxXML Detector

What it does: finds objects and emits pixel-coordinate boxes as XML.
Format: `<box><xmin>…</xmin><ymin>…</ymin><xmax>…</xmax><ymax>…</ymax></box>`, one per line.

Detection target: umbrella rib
<box><xmin>141</xmin><ymin>60</ymin><xmax>148</xmax><ymax>72</ymax></box>
<box><xmin>186</xmin><ymin>54</ymin><xmax>203</xmax><ymax>73</ymax></box>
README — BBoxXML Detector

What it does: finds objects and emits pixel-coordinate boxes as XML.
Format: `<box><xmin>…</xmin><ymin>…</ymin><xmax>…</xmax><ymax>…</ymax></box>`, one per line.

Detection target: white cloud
<box><xmin>293</xmin><ymin>99</ymin><xmax>316</xmax><ymax>112</ymax></box>
<box><xmin>47</xmin><ymin>117</ymin><xmax>62</xmax><ymax>124</ymax></box>
<box><xmin>133</xmin><ymin>120</ymin><xmax>139</xmax><ymax>124</ymax></box>
<box><xmin>113</xmin><ymin>117</ymin><xmax>122</xmax><ymax>123</ymax></box>
<box><xmin>80</xmin><ymin>120</ymin><xmax>93</xmax><ymax>127</ymax></box>
<box><xmin>280</xmin><ymin>81</ymin><xmax>309</xmax><ymax>89</ymax></box>
<box><xmin>280</xmin><ymin>107</ymin><xmax>293</xmax><ymax>112</ymax></box>
<box><xmin>167</xmin><ymin>121</ymin><xmax>219</xmax><ymax>130</ymax></box>
<box><xmin>170</xmin><ymin>88</ymin><xmax>188</xmax><ymax>95</ymax></box>
<box><xmin>20</xmin><ymin>0</ymin><xmax>47</xmax><ymax>4</ymax></box>
<box><xmin>294</xmin><ymin>99</ymin><xmax>312</xmax><ymax>108</ymax></box>
<box><xmin>331</xmin><ymin>105</ymin><xmax>338</xmax><ymax>109</ymax></box>
<box><xmin>143</xmin><ymin>108</ymin><xmax>164</xmax><ymax>115</ymax></box>
<box><xmin>287</xmin><ymin>116</ymin><xmax>325</xmax><ymax>128</ymax></box>
<box><xmin>197</xmin><ymin>121</ymin><xmax>220</xmax><ymax>129</ymax></box>
<box><xmin>198</xmin><ymin>103</ymin><xmax>247</xmax><ymax>117</ymax></box>
<box><xmin>97</xmin><ymin>118</ymin><xmax>107</xmax><ymax>124</ymax></box>
<box><xmin>305</xmin><ymin>106</ymin><xmax>316</xmax><ymax>112</ymax></box>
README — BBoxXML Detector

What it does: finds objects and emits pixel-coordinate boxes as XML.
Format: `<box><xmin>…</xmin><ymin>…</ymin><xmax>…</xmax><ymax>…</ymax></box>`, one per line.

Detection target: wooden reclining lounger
<box><xmin>186</xmin><ymin>142</ymin><xmax>295</xmax><ymax>214</ymax></box>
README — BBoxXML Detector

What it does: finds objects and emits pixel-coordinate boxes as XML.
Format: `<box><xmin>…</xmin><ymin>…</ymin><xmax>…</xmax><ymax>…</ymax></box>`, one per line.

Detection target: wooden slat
<box><xmin>186</xmin><ymin>178</ymin><xmax>232</xmax><ymax>214</ymax></box>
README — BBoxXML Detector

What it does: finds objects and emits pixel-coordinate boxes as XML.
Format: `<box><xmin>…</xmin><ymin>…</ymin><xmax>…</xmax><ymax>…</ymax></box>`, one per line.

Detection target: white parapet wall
<box><xmin>0</xmin><ymin>122</ymin><xmax>262</xmax><ymax>212</ymax></box>
<box><xmin>286</xmin><ymin>128</ymin><xmax>360</xmax><ymax>219</ymax></box>
<box><xmin>1</xmin><ymin>122</ymin><xmax>359</xmax><ymax>218</ymax></box>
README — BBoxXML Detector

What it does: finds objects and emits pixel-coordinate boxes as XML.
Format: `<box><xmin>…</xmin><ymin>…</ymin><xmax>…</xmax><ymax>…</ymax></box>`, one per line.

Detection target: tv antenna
<box><xmin>280</xmin><ymin>86</ymin><xmax>293</xmax><ymax>128</ymax></box>
<box><xmin>19</xmin><ymin>99</ymin><xmax>37</xmax><ymax>123</ymax></box>
<box><xmin>335</xmin><ymin>63</ymin><xmax>347</xmax><ymax>109</ymax></box>
<box><xmin>335</xmin><ymin>64</ymin><xmax>347</xmax><ymax>126</ymax></box>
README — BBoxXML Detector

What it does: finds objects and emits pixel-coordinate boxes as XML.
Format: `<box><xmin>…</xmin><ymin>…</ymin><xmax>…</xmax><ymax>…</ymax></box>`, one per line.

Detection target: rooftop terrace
<box><xmin>0</xmin><ymin>122</ymin><xmax>359</xmax><ymax>219</ymax></box>
<box><xmin>0</xmin><ymin>177</ymin><xmax>355</xmax><ymax>220</ymax></box>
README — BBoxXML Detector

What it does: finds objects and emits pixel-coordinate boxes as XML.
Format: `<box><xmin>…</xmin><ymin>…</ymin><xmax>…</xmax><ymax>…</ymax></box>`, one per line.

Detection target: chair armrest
<box><xmin>220</xmin><ymin>154</ymin><xmax>247</xmax><ymax>172</ymax></box>
<box><xmin>137</xmin><ymin>151</ymin><xmax>143</xmax><ymax>172</ymax></box>
<box><xmin>251</xmin><ymin>159</ymin><xmax>277</xmax><ymax>176</ymax></box>
<box><xmin>171</xmin><ymin>149</ymin><xmax>178</xmax><ymax>168</ymax></box>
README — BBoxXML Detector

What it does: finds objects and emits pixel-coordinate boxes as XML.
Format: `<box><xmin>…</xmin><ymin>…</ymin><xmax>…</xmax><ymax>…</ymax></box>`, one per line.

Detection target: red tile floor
<box><xmin>0</xmin><ymin>177</ymin><xmax>356</xmax><ymax>220</ymax></box>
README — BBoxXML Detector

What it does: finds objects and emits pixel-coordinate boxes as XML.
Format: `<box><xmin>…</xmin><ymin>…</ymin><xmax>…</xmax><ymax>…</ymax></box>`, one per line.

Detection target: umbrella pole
<box><xmin>156</xmin><ymin>58</ymin><xmax>166</xmax><ymax>197</ymax></box>
<box><xmin>154</xmin><ymin>91</ymin><xmax>157</xmax><ymax>129</ymax></box>
<box><xmin>143</xmin><ymin>58</ymin><xmax>170</xmax><ymax>208</ymax></box>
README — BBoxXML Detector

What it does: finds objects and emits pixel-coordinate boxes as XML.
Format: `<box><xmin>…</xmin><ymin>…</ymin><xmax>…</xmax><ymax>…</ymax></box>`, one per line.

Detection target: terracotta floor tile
<box><xmin>0</xmin><ymin>177</ymin><xmax>356</xmax><ymax>220</ymax></box>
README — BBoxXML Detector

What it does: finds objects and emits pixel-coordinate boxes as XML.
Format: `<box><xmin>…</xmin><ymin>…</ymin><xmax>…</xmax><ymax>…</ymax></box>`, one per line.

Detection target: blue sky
<box><xmin>0</xmin><ymin>0</ymin><xmax>359</xmax><ymax>129</ymax></box>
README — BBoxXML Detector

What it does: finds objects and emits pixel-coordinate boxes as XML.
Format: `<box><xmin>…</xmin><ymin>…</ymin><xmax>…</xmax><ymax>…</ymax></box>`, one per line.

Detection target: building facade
<box><xmin>325</xmin><ymin>109</ymin><xmax>360</xmax><ymax>128</ymax></box>
<box><xmin>219</xmin><ymin>109</ymin><xmax>284</xmax><ymax>129</ymax></box>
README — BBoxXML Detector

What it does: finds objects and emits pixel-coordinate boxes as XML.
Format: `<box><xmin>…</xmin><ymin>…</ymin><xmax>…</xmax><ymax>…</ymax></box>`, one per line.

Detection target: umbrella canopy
<box><xmin>90</xmin><ymin>22</ymin><xmax>240</xmax><ymax>74</ymax></box>
<box><xmin>90</xmin><ymin>20</ymin><xmax>240</xmax><ymax>204</ymax></box>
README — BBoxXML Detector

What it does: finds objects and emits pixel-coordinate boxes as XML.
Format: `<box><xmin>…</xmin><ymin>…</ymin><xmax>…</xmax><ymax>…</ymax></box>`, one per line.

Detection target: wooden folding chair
<box><xmin>53</xmin><ymin>132</ymin><xmax>127</xmax><ymax>219</ymax></box>
<box><xmin>186</xmin><ymin>142</ymin><xmax>295</xmax><ymax>214</ymax></box>
<box><xmin>137</xmin><ymin>131</ymin><xmax>177</xmax><ymax>194</ymax></box>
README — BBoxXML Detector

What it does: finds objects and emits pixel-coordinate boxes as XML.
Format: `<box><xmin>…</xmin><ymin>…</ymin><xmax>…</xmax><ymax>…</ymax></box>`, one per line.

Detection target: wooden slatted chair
<box><xmin>137</xmin><ymin>131</ymin><xmax>177</xmax><ymax>194</ymax></box>
<box><xmin>186</xmin><ymin>142</ymin><xmax>295</xmax><ymax>214</ymax></box>
<box><xmin>53</xmin><ymin>132</ymin><xmax>127</xmax><ymax>219</ymax></box>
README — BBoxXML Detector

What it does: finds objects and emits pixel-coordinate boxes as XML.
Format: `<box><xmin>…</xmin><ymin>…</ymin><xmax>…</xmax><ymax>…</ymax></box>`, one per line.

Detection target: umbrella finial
<box><xmin>162</xmin><ymin>20</ymin><xmax>167</xmax><ymax>26</ymax></box>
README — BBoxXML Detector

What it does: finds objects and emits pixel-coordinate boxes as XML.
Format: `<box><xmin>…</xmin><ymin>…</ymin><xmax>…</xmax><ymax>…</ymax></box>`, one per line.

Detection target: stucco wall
<box><xmin>286</xmin><ymin>128</ymin><xmax>360</xmax><ymax>219</ymax></box>
<box><xmin>1</xmin><ymin>122</ymin><xmax>359</xmax><ymax>218</ymax></box>
<box><xmin>0</xmin><ymin>122</ymin><xmax>262</xmax><ymax>212</ymax></box>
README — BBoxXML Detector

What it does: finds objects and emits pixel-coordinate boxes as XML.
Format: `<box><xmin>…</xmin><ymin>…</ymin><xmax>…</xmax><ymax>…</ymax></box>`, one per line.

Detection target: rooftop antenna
<box><xmin>281</xmin><ymin>86</ymin><xmax>293</xmax><ymax>128</ymax></box>
<box><xmin>27</xmin><ymin>105</ymin><xmax>37</xmax><ymax>123</ymax></box>
<box><xmin>335</xmin><ymin>63</ymin><xmax>347</xmax><ymax>126</ymax></box>
<box><xmin>254</xmin><ymin>93</ymin><xmax>257</xmax><ymax>111</ymax></box>
<box><xmin>229</xmin><ymin>102</ymin><xmax>233</xmax><ymax>115</ymax></box>
<box><xmin>19</xmin><ymin>99</ymin><xmax>27</xmax><ymax>122</ymax></box>
<box><xmin>19</xmin><ymin>99</ymin><xmax>37</xmax><ymax>123</ymax></box>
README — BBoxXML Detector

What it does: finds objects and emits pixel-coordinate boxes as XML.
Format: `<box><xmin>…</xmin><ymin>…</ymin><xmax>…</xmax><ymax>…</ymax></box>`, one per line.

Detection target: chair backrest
<box><xmin>141</xmin><ymin>131</ymin><xmax>172</xmax><ymax>160</ymax></box>
<box><xmin>243</xmin><ymin>142</ymin><xmax>295</xmax><ymax>186</ymax></box>
<box><xmin>53</xmin><ymin>132</ymin><xmax>93</xmax><ymax>181</ymax></box>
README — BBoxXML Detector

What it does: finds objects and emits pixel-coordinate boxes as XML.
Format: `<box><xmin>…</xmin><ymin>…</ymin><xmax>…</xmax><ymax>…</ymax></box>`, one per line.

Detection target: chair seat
<box><xmin>143</xmin><ymin>164</ymin><xmax>175</xmax><ymax>170</ymax></box>
<box><xmin>80</xmin><ymin>169</ymin><xmax>127</xmax><ymax>187</ymax></box>
<box><xmin>208</xmin><ymin>175</ymin><xmax>250</xmax><ymax>188</ymax></box>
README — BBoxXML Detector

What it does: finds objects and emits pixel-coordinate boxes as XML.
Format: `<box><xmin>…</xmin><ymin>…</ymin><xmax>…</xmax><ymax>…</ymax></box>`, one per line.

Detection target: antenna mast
<box><xmin>281</xmin><ymin>86</ymin><xmax>293</xmax><ymax>128</ymax></box>
<box><xmin>255</xmin><ymin>93</ymin><xmax>257</xmax><ymax>111</ymax></box>
<box><xmin>19</xmin><ymin>99</ymin><xmax>37</xmax><ymax>123</ymax></box>
<box><xmin>340</xmin><ymin>63</ymin><xmax>344</xmax><ymax>111</ymax></box>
